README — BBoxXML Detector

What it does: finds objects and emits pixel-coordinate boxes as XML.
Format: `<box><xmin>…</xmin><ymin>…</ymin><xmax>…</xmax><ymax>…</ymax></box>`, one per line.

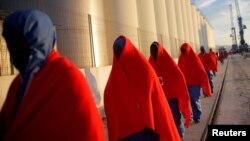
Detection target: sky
<box><xmin>192</xmin><ymin>0</ymin><xmax>250</xmax><ymax>46</ymax></box>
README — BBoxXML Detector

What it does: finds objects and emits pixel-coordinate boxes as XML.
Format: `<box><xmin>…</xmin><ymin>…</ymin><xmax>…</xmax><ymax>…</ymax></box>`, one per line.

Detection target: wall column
<box><xmin>191</xmin><ymin>4</ymin><xmax>200</xmax><ymax>52</ymax></box>
<box><xmin>186</xmin><ymin>0</ymin><xmax>195</xmax><ymax>48</ymax></box>
<box><xmin>181</xmin><ymin>0</ymin><xmax>190</xmax><ymax>42</ymax></box>
<box><xmin>104</xmin><ymin>0</ymin><xmax>139</xmax><ymax>61</ymax></box>
<box><xmin>136</xmin><ymin>0</ymin><xmax>158</xmax><ymax>58</ymax></box>
<box><xmin>165</xmin><ymin>0</ymin><xmax>179</xmax><ymax>58</ymax></box>
<box><xmin>153</xmin><ymin>0</ymin><xmax>171</xmax><ymax>54</ymax></box>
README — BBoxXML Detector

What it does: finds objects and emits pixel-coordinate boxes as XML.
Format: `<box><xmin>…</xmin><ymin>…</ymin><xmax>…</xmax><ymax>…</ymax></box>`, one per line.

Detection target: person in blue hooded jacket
<box><xmin>0</xmin><ymin>9</ymin><xmax>105</xmax><ymax>141</ymax></box>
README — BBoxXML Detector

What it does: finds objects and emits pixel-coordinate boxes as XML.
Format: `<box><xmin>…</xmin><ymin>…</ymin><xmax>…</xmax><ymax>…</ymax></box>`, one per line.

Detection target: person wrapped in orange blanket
<box><xmin>178</xmin><ymin>43</ymin><xmax>212</xmax><ymax>123</ymax></box>
<box><xmin>198</xmin><ymin>46</ymin><xmax>217</xmax><ymax>93</ymax></box>
<box><xmin>0</xmin><ymin>9</ymin><xmax>105</xmax><ymax>141</ymax></box>
<box><xmin>209</xmin><ymin>48</ymin><xmax>218</xmax><ymax>74</ymax></box>
<box><xmin>149</xmin><ymin>42</ymin><xmax>191</xmax><ymax>140</ymax></box>
<box><xmin>104</xmin><ymin>35</ymin><xmax>181</xmax><ymax>141</ymax></box>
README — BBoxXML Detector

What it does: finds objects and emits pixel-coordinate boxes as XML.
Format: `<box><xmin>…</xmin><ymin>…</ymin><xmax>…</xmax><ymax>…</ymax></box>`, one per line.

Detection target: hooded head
<box><xmin>150</xmin><ymin>41</ymin><xmax>159</xmax><ymax>61</ymax></box>
<box><xmin>113</xmin><ymin>36</ymin><xmax>125</xmax><ymax>59</ymax></box>
<box><xmin>2</xmin><ymin>9</ymin><xmax>57</xmax><ymax>107</ymax></box>
<box><xmin>200</xmin><ymin>46</ymin><xmax>205</xmax><ymax>54</ymax></box>
<box><xmin>2</xmin><ymin>9</ymin><xmax>56</xmax><ymax>74</ymax></box>
<box><xmin>180</xmin><ymin>43</ymin><xmax>192</xmax><ymax>56</ymax></box>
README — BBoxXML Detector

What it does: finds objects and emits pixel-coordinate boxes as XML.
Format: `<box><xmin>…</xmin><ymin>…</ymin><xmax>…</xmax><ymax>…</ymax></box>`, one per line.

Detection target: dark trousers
<box><xmin>188</xmin><ymin>85</ymin><xmax>202</xmax><ymax>120</ymax></box>
<box><xmin>207</xmin><ymin>70</ymin><xmax>214</xmax><ymax>93</ymax></box>
<box><xmin>168</xmin><ymin>98</ymin><xmax>185</xmax><ymax>139</ymax></box>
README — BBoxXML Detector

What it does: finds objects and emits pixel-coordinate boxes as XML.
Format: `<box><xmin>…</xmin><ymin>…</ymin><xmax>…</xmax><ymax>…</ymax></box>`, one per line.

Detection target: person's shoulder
<box><xmin>57</xmin><ymin>56</ymin><xmax>75</xmax><ymax>68</ymax></box>
<box><xmin>58</xmin><ymin>57</ymin><xmax>78</xmax><ymax>70</ymax></box>
<box><xmin>48</xmin><ymin>51</ymin><xmax>85</xmax><ymax>81</ymax></box>
<box><xmin>57</xmin><ymin>57</ymin><xmax>81</xmax><ymax>75</ymax></box>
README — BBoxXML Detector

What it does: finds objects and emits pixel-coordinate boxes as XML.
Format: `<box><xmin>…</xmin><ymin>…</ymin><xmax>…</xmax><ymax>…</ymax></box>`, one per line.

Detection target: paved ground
<box><xmin>184</xmin><ymin>56</ymin><xmax>227</xmax><ymax>141</ymax></box>
<box><xmin>184</xmin><ymin>54</ymin><xmax>250</xmax><ymax>141</ymax></box>
<box><xmin>214</xmin><ymin>54</ymin><xmax>250</xmax><ymax>124</ymax></box>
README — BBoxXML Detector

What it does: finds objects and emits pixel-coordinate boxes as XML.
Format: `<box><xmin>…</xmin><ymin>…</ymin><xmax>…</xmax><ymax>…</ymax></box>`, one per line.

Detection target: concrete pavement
<box><xmin>184</xmin><ymin>56</ymin><xmax>228</xmax><ymax>141</ymax></box>
<box><xmin>214</xmin><ymin>54</ymin><xmax>250</xmax><ymax>124</ymax></box>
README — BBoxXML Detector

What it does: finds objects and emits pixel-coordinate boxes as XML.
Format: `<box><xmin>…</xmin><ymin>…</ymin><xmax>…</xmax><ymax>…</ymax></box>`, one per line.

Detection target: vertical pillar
<box><xmin>153</xmin><ymin>0</ymin><xmax>171</xmax><ymax>54</ymax></box>
<box><xmin>201</xmin><ymin>16</ymin><xmax>208</xmax><ymax>48</ymax></box>
<box><xmin>186</xmin><ymin>0</ymin><xmax>195</xmax><ymax>48</ymax></box>
<box><xmin>205</xmin><ymin>21</ymin><xmax>210</xmax><ymax>49</ymax></box>
<box><xmin>165</xmin><ymin>0</ymin><xmax>179</xmax><ymax>58</ymax></box>
<box><xmin>88</xmin><ymin>0</ymin><xmax>109</xmax><ymax>67</ymax></box>
<box><xmin>210</xmin><ymin>26</ymin><xmax>216</xmax><ymax>49</ymax></box>
<box><xmin>181</xmin><ymin>0</ymin><xmax>190</xmax><ymax>42</ymax></box>
<box><xmin>197</xmin><ymin>11</ymin><xmax>204</xmax><ymax>48</ymax></box>
<box><xmin>104</xmin><ymin>0</ymin><xmax>139</xmax><ymax>62</ymax></box>
<box><xmin>206</xmin><ymin>22</ymin><xmax>216</xmax><ymax>49</ymax></box>
<box><xmin>191</xmin><ymin>4</ymin><xmax>200</xmax><ymax>53</ymax></box>
<box><xmin>136</xmin><ymin>0</ymin><xmax>158</xmax><ymax>58</ymax></box>
<box><xmin>0</xmin><ymin>18</ymin><xmax>11</xmax><ymax>75</ymax></box>
<box><xmin>174</xmin><ymin>0</ymin><xmax>185</xmax><ymax>42</ymax></box>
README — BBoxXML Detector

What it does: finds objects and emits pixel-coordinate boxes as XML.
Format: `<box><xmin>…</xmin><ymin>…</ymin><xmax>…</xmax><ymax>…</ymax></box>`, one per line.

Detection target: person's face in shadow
<box><xmin>181</xmin><ymin>48</ymin><xmax>186</xmax><ymax>55</ymax></box>
<box><xmin>200</xmin><ymin>47</ymin><xmax>205</xmax><ymax>54</ymax></box>
<box><xmin>113</xmin><ymin>37</ymin><xmax>125</xmax><ymax>59</ymax></box>
<box><xmin>3</xmin><ymin>27</ymin><xmax>30</xmax><ymax>74</ymax></box>
<box><xmin>114</xmin><ymin>45</ymin><xmax>123</xmax><ymax>59</ymax></box>
<box><xmin>150</xmin><ymin>43</ymin><xmax>158</xmax><ymax>61</ymax></box>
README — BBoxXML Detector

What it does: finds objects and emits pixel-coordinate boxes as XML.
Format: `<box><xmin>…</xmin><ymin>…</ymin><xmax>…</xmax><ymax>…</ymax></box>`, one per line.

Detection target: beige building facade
<box><xmin>0</xmin><ymin>0</ymin><xmax>216</xmax><ymax>114</ymax></box>
<box><xmin>0</xmin><ymin>0</ymin><xmax>215</xmax><ymax>71</ymax></box>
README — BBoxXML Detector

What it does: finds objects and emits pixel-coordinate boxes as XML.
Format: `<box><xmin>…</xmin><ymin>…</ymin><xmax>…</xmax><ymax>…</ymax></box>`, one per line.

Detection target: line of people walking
<box><xmin>0</xmin><ymin>9</ymin><xmax>218</xmax><ymax>141</ymax></box>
